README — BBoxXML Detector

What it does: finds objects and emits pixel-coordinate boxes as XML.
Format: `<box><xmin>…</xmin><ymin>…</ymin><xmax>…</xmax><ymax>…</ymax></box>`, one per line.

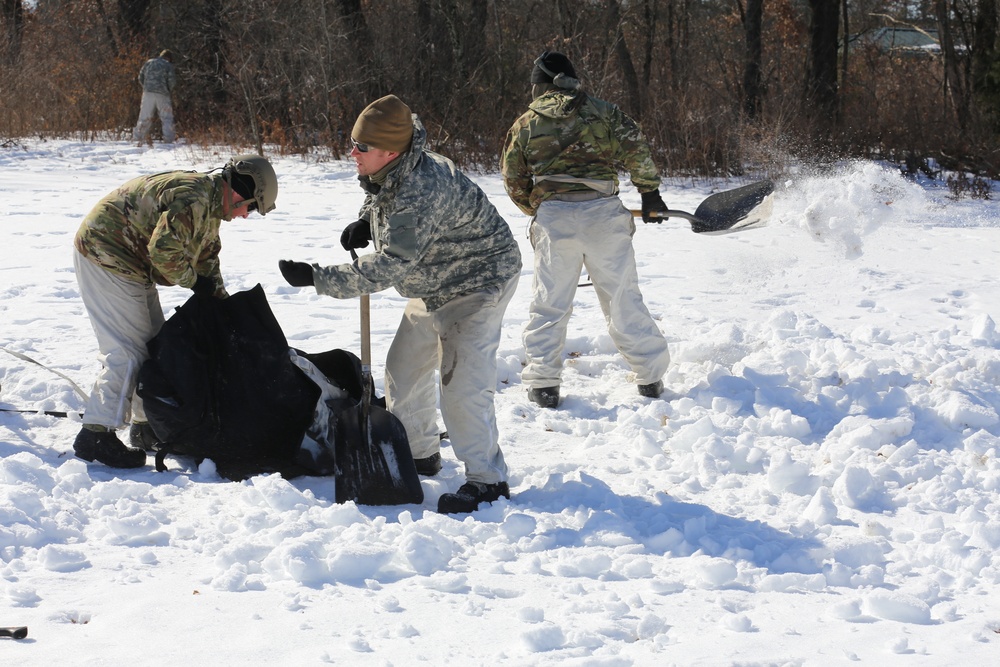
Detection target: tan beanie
<box><xmin>352</xmin><ymin>95</ymin><xmax>413</xmax><ymax>153</ymax></box>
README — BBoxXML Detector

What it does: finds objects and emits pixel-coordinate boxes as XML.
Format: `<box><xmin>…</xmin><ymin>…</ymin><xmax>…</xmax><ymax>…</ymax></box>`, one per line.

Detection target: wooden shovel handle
<box><xmin>360</xmin><ymin>293</ymin><xmax>371</xmax><ymax>369</ymax></box>
<box><xmin>350</xmin><ymin>249</ymin><xmax>373</xmax><ymax>373</ymax></box>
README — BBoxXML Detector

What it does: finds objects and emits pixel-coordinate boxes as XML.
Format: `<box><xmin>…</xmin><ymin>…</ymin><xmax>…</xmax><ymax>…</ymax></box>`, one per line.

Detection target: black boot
<box><xmin>74</xmin><ymin>427</ymin><xmax>147</xmax><ymax>468</ymax></box>
<box><xmin>528</xmin><ymin>386</ymin><xmax>559</xmax><ymax>408</ymax></box>
<box><xmin>638</xmin><ymin>380</ymin><xmax>663</xmax><ymax>398</ymax></box>
<box><xmin>414</xmin><ymin>452</ymin><xmax>442</xmax><ymax>476</ymax></box>
<box><xmin>437</xmin><ymin>481</ymin><xmax>510</xmax><ymax>514</ymax></box>
<box><xmin>129</xmin><ymin>422</ymin><xmax>162</xmax><ymax>452</ymax></box>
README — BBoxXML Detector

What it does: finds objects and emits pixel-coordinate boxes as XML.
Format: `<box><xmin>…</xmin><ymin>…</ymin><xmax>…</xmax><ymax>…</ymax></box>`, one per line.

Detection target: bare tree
<box><xmin>607</xmin><ymin>0</ymin><xmax>642</xmax><ymax>117</ymax></box>
<box><xmin>1</xmin><ymin>0</ymin><xmax>998</xmax><ymax>176</ymax></box>
<box><xmin>335</xmin><ymin>0</ymin><xmax>383</xmax><ymax>103</ymax></box>
<box><xmin>117</xmin><ymin>0</ymin><xmax>152</xmax><ymax>40</ymax></box>
<box><xmin>94</xmin><ymin>0</ymin><xmax>152</xmax><ymax>55</ymax></box>
<box><xmin>741</xmin><ymin>0</ymin><xmax>764</xmax><ymax>119</ymax></box>
<box><xmin>971</xmin><ymin>0</ymin><xmax>998</xmax><ymax>99</ymax></box>
<box><xmin>638</xmin><ymin>0</ymin><xmax>660</xmax><ymax>88</ymax></box>
<box><xmin>936</xmin><ymin>0</ymin><xmax>971</xmax><ymax>130</ymax></box>
<box><xmin>805</xmin><ymin>0</ymin><xmax>840</xmax><ymax>131</ymax></box>
<box><xmin>0</xmin><ymin>0</ymin><xmax>24</xmax><ymax>64</ymax></box>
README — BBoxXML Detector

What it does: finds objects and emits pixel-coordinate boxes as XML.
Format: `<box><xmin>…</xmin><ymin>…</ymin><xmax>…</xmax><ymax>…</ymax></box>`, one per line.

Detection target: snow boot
<box><xmin>129</xmin><ymin>422</ymin><xmax>162</xmax><ymax>452</ymax></box>
<box><xmin>437</xmin><ymin>481</ymin><xmax>510</xmax><ymax>514</ymax></box>
<box><xmin>74</xmin><ymin>427</ymin><xmax>147</xmax><ymax>468</ymax></box>
<box><xmin>528</xmin><ymin>386</ymin><xmax>559</xmax><ymax>408</ymax></box>
<box><xmin>638</xmin><ymin>380</ymin><xmax>663</xmax><ymax>398</ymax></box>
<box><xmin>414</xmin><ymin>452</ymin><xmax>442</xmax><ymax>476</ymax></box>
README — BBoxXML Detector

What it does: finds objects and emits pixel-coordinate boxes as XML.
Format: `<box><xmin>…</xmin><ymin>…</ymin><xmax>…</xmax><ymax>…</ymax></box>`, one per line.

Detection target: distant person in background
<box><xmin>133</xmin><ymin>49</ymin><xmax>177</xmax><ymax>145</ymax></box>
<box><xmin>72</xmin><ymin>155</ymin><xmax>278</xmax><ymax>469</ymax></box>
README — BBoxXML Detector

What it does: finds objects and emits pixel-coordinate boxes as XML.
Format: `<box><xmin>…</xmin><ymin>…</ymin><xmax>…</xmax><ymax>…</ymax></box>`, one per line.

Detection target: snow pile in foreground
<box><xmin>1</xmin><ymin>141</ymin><xmax>999</xmax><ymax>664</ymax></box>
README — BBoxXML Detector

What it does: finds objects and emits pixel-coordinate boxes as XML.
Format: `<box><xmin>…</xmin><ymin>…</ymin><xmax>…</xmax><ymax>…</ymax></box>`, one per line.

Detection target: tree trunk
<box><xmin>336</xmin><ymin>0</ymin><xmax>382</xmax><ymax>102</ymax></box>
<box><xmin>936</xmin><ymin>0</ymin><xmax>971</xmax><ymax>130</ymax></box>
<box><xmin>665</xmin><ymin>0</ymin><xmax>690</xmax><ymax>92</ymax></box>
<box><xmin>971</xmin><ymin>0</ymin><xmax>998</xmax><ymax>97</ymax></box>
<box><xmin>742</xmin><ymin>0</ymin><xmax>763</xmax><ymax>119</ymax></box>
<box><xmin>640</xmin><ymin>0</ymin><xmax>659</xmax><ymax>87</ymax></box>
<box><xmin>607</xmin><ymin>0</ymin><xmax>642</xmax><ymax>118</ymax></box>
<box><xmin>840</xmin><ymin>0</ymin><xmax>849</xmax><ymax>104</ymax></box>
<box><xmin>0</xmin><ymin>0</ymin><xmax>24</xmax><ymax>64</ymax></box>
<box><xmin>117</xmin><ymin>0</ymin><xmax>152</xmax><ymax>41</ymax></box>
<box><xmin>805</xmin><ymin>0</ymin><xmax>840</xmax><ymax>130</ymax></box>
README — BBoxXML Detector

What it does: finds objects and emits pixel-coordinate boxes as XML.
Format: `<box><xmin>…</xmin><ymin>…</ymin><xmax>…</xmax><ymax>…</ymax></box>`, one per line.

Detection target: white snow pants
<box><xmin>384</xmin><ymin>275</ymin><xmax>518</xmax><ymax>485</ymax></box>
<box><xmin>74</xmin><ymin>251</ymin><xmax>165</xmax><ymax>429</ymax></box>
<box><xmin>133</xmin><ymin>91</ymin><xmax>175</xmax><ymax>143</ymax></box>
<box><xmin>522</xmin><ymin>196</ymin><xmax>670</xmax><ymax>389</ymax></box>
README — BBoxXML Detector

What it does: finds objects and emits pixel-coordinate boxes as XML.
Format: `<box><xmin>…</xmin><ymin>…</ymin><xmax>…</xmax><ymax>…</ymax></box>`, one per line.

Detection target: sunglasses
<box><xmin>351</xmin><ymin>137</ymin><xmax>371</xmax><ymax>153</ymax></box>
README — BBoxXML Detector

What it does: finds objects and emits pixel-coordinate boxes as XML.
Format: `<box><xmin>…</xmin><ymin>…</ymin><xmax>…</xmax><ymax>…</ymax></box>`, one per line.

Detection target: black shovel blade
<box><xmin>691</xmin><ymin>180</ymin><xmax>775</xmax><ymax>234</ymax></box>
<box><xmin>330</xmin><ymin>398</ymin><xmax>423</xmax><ymax>506</ymax></box>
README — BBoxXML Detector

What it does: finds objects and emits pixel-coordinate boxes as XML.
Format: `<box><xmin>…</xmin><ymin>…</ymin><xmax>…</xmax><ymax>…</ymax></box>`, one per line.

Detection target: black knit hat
<box><xmin>531</xmin><ymin>51</ymin><xmax>577</xmax><ymax>84</ymax></box>
<box><xmin>229</xmin><ymin>171</ymin><xmax>256</xmax><ymax>200</ymax></box>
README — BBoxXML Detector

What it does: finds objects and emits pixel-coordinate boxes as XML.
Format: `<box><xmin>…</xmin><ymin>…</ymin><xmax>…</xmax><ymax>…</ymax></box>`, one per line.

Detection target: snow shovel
<box><xmin>631</xmin><ymin>180</ymin><xmax>774</xmax><ymax>235</ymax></box>
<box><xmin>0</xmin><ymin>626</ymin><xmax>27</xmax><ymax>639</ymax></box>
<box><xmin>328</xmin><ymin>252</ymin><xmax>423</xmax><ymax>506</ymax></box>
<box><xmin>0</xmin><ymin>407</ymin><xmax>81</xmax><ymax>418</ymax></box>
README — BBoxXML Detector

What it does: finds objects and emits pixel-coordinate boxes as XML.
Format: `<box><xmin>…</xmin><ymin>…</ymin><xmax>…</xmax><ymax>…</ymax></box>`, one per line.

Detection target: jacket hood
<box><xmin>395</xmin><ymin>115</ymin><xmax>427</xmax><ymax>179</ymax></box>
<box><xmin>528</xmin><ymin>90</ymin><xmax>585</xmax><ymax>120</ymax></box>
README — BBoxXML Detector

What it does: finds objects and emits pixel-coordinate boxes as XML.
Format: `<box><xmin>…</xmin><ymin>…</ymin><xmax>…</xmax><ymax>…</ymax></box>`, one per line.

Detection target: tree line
<box><xmin>1</xmin><ymin>0</ymin><xmax>998</xmax><ymax>181</ymax></box>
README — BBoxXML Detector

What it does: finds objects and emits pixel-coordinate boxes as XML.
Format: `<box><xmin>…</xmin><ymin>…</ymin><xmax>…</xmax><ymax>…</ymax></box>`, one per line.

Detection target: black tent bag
<box><xmin>136</xmin><ymin>285</ymin><xmax>422</xmax><ymax>505</ymax></box>
<box><xmin>137</xmin><ymin>285</ymin><xmax>319</xmax><ymax>477</ymax></box>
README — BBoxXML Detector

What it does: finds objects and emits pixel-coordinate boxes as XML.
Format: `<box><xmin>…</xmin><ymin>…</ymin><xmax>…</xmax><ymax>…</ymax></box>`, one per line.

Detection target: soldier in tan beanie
<box><xmin>279</xmin><ymin>96</ymin><xmax>522</xmax><ymax>514</ymax></box>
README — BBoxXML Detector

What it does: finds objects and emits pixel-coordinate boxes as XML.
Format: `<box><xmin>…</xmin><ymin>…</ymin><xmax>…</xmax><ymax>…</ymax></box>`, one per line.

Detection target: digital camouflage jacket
<box><xmin>74</xmin><ymin>172</ymin><xmax>230</xmax><ymax>296</ymax></box>
<box><xmin>139</xmin><ymin>56</ymin><xmax>176</xmax><ymax>95</ymax></box>
<box><xmin>501</xmin><ymin>89</ymin><xmax>661</xmax><ymax>216</ymax></box>
<box><xmin>313</xmin><ymin>116</ymin><xmax>521</xmax><ymax>312</ymax></box>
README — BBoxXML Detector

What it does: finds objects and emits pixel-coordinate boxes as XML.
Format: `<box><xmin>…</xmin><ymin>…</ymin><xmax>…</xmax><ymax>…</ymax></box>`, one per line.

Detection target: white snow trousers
<box><xmin>74</xmin><ymin>251</ymin><xmax>165</xmax><ymax>429</ymax></box>
<box><xmin>384</xmin><ymin>275</ymin><xmax>518</xmax><ymax>485</ymax></box>
<box><xmin>522</xmin><ymin>196</ymin><xmax>670</xmax><ymax>389</ymax></box>
<box><xmin>133</xmin><ymin>91</ymin><xmax>175</xmax><ymax>143</ymax></box>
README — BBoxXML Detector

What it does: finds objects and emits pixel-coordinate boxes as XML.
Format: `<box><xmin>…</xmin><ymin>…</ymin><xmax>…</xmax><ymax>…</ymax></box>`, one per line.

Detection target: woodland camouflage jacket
<box><xmin>74</xmin><ymin>172</ymin><xmax>229</xmax><ymax>296</ymax></box>
<box><xmin>501</xmin><ymin>89</ymin><xmax>661</xmax><ymax>216</ymax></box>
<box><xmin>313</xmin><ymin>116</ymin><xmax>521</xmax><ymax>311</ymax></box>
<box><xmin>138</xmin><ymin>56</ymin><xmax>176</xmax><ymax>95</ymax></box>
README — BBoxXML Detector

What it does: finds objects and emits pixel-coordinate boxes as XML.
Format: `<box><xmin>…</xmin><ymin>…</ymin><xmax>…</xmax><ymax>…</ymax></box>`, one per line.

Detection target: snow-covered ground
<box><xmin>1</xmin><ymin>140</ymin><xmax>999</xmax><ymax>665</ymax></box>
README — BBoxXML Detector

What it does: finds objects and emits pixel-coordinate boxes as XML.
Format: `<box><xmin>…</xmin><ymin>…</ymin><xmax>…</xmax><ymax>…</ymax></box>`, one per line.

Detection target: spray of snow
<box><xmin>773</xmin><ymin>161</ymin><xmax>939</xmax><ymax>259</ymax></box>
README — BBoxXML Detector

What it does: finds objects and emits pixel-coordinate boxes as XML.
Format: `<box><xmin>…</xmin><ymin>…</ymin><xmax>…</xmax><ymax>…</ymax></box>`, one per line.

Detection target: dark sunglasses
<box><xmin>351</xmin><ymin>137</ymin><xmax>371</xmax><ymax>153</ymax></box>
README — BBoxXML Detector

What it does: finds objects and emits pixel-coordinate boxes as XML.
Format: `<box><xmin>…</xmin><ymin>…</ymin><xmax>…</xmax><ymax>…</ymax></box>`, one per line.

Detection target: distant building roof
<box><xmin>848</xmin><ymin>27</ymin><xmax>941</xmax><ymax>55</ymax></box>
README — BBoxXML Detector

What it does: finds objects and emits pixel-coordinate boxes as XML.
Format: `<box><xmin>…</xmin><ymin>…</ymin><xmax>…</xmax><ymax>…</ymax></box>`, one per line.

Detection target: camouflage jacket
<box><xmin>74</xmin><ymin>172</ymin><xmax>230</xmax><ymax>296</ymax></box>
<box><xmin>138</xmin><ymin>57</ymin><xmax>176</xmax><ymax>95</ymax></box>
<box><xmin>313</xmin><ymin>116</ymin><xmax>521</xmax><ymax>312</ymax></box>
<box><xmin>501</xmin><ymin>90</ymin><xmax>661</xmax><ymax>215</ymax></box>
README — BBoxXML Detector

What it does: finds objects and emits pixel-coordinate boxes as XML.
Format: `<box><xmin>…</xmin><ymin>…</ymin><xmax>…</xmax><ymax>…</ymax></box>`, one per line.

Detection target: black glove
<box><xmin>640</xmin><ymin>190</ymin><xmax>669</xmax><ymax>223</ymax></box>
<box><xmin>192</xmin><ymin>274</ymin><xmax>217</xmax><ymax>298</ymax></box>
<box><xmin>278</xmin><ymin>260</ymin><xmax>314</xmax><ymax>287</ymax></box>
<box><xmin>340</xmin><ymin>219</ymin><xmax>372</xmax><ymax>251</ymax></box>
